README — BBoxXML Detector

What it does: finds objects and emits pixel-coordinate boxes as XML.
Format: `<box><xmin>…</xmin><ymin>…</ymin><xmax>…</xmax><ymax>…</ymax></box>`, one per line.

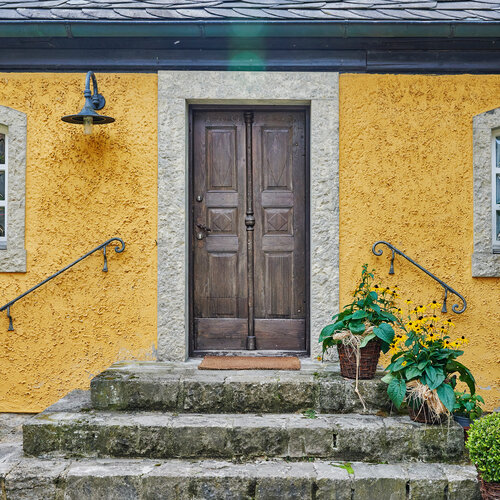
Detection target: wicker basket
<box><xmin>479</xmin><ymin>477</ymin><xmax>500</xmax><ymax>500</ymax></box>
<box><xmin>337</xmin><ymin>337</ymin><xmax>381</xmax><ymax>380</ymax></box>
<box><xmin>408</xmin><ymin>402</ymin><xmax>447</xmax><ymax>425</ymax></box>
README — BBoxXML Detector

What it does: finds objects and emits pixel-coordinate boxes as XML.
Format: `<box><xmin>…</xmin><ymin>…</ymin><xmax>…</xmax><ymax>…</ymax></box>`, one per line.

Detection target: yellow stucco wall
<box><xmin>0</xmin><ymin>73</ymin><xmax>157</xmax><ymax>412</ymax></box>
<box><xmin>1</xmin><ymin>72</ymin><xmax>499</xmax><ymax>413</ymax></box>
<box><xmin>339</xmin><ymin>74</ymin><xmax>500</xmax><ymax>411</ymax></box>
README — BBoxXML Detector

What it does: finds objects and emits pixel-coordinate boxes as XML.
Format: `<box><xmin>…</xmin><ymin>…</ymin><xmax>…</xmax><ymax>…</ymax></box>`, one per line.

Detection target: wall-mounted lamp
<box><xmin>61</xmin><ymin>71</ymin><xmax>115</xmax><ymax>135</ymax></box>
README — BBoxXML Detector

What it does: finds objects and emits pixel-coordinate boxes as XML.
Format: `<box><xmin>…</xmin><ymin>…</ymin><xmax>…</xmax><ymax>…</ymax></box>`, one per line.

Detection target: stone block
<box><xmin>314</xmin><ymin>462</ymin><xmax>353</xmax><ymax>500</ymax></box>
<box><xmin>406</xmin><ymin>462</ymin><xmax>447</xmax><ymax>500</ymax></box>
<box><xmin>351</xmin><ymin>463</ymin><xmax>407</xmax><ymax>500</ymax></box>
<box><xmin>4</xmin><ymin>458</ymin><xmax>68</xmax><ymax>500</ymax></box>
<box><xmin>442</xmin><ymin>464</ymin><xmax>481</xmax><ymax>500</ymax></box>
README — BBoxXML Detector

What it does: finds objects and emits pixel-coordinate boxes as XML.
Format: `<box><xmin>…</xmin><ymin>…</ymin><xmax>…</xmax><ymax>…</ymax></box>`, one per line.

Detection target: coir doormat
<box><xmin>198</xmin><ymin>356</ymin><xmax>301</xmax><ymax>370</ymax></box>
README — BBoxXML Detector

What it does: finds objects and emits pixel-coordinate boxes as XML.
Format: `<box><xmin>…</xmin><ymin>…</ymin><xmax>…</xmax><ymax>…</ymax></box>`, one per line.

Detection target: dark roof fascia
<box><xmin>2</xmin><ymin>20</ymin><xmax>500</xmax><ymax>39</ymax></box>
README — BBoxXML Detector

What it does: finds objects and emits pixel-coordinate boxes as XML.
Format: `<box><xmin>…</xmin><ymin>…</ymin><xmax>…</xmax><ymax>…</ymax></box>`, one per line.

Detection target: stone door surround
<box><xmin>158</xmin><ymin>71</ymin><xmax>339</xmax><ymax>361</ymax></box>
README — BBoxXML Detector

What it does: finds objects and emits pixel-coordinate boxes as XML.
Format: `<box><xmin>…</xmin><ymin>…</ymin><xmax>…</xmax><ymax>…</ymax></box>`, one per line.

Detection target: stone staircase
<box><xmin>2</xmin><ymin>360</ymin><xmax>480</xmax><ymax>499</ymax></box>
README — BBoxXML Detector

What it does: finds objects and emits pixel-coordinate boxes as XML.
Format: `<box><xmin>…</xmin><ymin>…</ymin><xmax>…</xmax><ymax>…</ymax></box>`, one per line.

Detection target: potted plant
<box><xmin>319</xmin><ymin>264</ymin><xmax>397</xmax><ymax>380</ymax></box>
<box><xmin>466</xmin><ymin>412</ymin><xmax>500</xmax><ymax>499</ymax></box>
<box><xmin>382</xmin><ymin>302</ymin><xmax>476</xmax><ymax>424</ymax></box>
<box><xmin>453</xmin><ymin>391</ymin><xmax>484</xmax><ymax>430</ymax></box>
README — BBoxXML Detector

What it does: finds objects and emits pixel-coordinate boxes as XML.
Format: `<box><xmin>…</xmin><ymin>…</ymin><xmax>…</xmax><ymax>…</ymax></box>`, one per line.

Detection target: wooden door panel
<box><xmin>253</xmin><ymin>111</ymin><xmax>307</xmax><ymax>351</ymax></box>
<box><xmin>193</xmin><ymin>111</ymin><xmax>248</xmax><ymax>350</ymax></box>
<box><xmin>191</xmin><ymin>108</ymin><xmax>307</xmax><ymax>353</ymax></box>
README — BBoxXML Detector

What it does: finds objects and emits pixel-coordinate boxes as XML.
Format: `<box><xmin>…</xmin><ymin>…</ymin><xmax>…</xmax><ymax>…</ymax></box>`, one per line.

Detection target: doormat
<box><xmin>198</xmin><ymin>356</ymin><xmax>301</xmax><ymax>370</ymax></box>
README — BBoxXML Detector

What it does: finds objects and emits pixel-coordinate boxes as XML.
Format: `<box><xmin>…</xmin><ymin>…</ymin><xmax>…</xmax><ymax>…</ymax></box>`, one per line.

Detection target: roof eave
<box><xmin>1</xmin><ymin>20</ymin><xmax>500</xmax><ymax>39</ymax></box>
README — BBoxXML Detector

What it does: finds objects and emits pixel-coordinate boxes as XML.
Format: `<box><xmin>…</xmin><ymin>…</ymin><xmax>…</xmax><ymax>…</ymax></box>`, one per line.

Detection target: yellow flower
<box><xmin>443</xmin><ymin>339</ymin><xmax>452</xmax><ymax>348</ymax></box>
<box><xmin>439</xmin><ymin>325</ymin><xmax>448</xmax><ymax>335</ymax></box>
<box><xmin>316</xmin><ymin>355</ymin><xmax>322</xmax><ymax>361</ymax></box>
<box><xmin>370</xmin><ymin>284</ymin><xmax>381</xmax><ymax>292</ymax></box>
<box><xmin>416</xmin><ymin>304</ymin><xmax>426</xmax><ymax>314</ymax></box>
<box><xmin>426</xmin><ymin>332</ymin><xmax>437</xmax><ymax>342</ymax></box>
<box><xmin>446</xmin><ymin>319</ymin><xmax>455</xmax><ymax>327</ymax></box>
<box><xmin>405</xmin><ymin>321</ymin><xmax>416</xmax><ymax>331</ymax></box>
<box><xmin>402</xmin><ymin>361</ymin><xmax>407</xmax><ymax>366</ymax></box>
<box><xmin>430</xmin><ymin>314</ymin><xmax>439</xmax><ymax>324</ymax></box>
<box><xmin>428</xmin><ymin>300</ymin><xmax>442</xmax><ymax>310</ymax></box>
<box><xmin>405</xmin><ymin>299</ymin><xmax>413</xmax><ymax>306</ymax></box>
<box><xmin>396</xmin><ymin>308</ymin><xmax>403</xmax><ymax>315</ymax></box>
<box><xmin>457</xmin><ymin>335</ymin><xmax>469</xmax><ymax>345</ymax></box>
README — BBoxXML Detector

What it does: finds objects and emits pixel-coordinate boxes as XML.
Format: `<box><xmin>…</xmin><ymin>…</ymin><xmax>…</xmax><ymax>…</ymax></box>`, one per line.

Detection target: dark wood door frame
<box><xmin>188</xmin><ymin>104</ymin><xmax>310</xmax><ymax>357</ymax></box>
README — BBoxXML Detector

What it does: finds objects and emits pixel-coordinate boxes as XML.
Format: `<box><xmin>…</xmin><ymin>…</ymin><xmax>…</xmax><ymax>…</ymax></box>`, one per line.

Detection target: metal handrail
<box><xmin>372</xmin><ymin>240</ymin><xmax>467</xmax><ymax>314</ymax></box>
<box><xmin>0</xmin><ymin>237</ymin><xmax>125</xmax><ymax>331</ymax></box>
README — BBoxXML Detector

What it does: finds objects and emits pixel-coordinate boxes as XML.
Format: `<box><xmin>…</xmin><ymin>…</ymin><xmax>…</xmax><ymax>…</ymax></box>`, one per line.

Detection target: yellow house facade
<box><xmin>0</xmin><ymin>6</ymin><xmax>499</xmax><ymax>416</ymax></box>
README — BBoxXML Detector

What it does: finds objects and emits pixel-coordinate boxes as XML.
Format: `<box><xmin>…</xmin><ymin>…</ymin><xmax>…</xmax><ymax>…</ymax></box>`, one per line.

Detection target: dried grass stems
<box><xmin>332</xmin><ymin>324</ymin><xmax>376</xmax><ymax>411</ymax></box>
<box><xmin>406</xmin><ymin>380</ymin><xmax>450</xmax><ymax>423</ymax></box>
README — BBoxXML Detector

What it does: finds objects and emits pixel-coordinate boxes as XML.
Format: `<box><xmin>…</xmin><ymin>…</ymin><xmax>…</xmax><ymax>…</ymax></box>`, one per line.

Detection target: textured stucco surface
<box><xmin>157</xmin><ymin>71</ymin><xmax>339</xmax><ymax>362</ymax></box>
<box><xmin>0</xmin><ymin>73</ymin><xmax>157</xmax><ymax>412</ymax></box>
<box><xmin>0</xmin><ymin>105</ymin><xmax>27</xmax><ymax>272</ymax></box>
<box><xmin>339</xmin><ymin>74</ymin><xmax>500</xmax><ymax>410</ymax></box>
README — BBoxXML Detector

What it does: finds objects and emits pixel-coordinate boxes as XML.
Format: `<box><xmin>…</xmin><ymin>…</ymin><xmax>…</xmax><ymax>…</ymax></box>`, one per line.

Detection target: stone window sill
<box><xmin>471</xmin><ymin>252</ymin><xmax>500</xmax><ymax>277</ymax></box>
<box><xmin>0</xmin><ymin>247</ymin><xmax>26</xmax><ymax>273</ymax></box>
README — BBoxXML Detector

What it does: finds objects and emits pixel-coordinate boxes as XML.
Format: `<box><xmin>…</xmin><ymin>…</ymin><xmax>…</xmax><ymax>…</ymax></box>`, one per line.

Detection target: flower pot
<box><xmin>478</xmin><ymin>476</ymin><xmax>500</xmax><ymax>500</ymax></box>
<box><xmin>454</xmin><ymin>414</ymin><xmax>472</xmax><ymax>428</ymax></box>
<box><xmin>408</xmin><ymin>401</ymin><xmax>447</xmax><ymax>425</ymax></box>
<box><xmin>337</xmin><ymin>337</ymin><xmax>381</xmax><ymax>380</ymax></box>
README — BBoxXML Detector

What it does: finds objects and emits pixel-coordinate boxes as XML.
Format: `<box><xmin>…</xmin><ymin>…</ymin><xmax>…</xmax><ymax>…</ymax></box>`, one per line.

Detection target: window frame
<box><xmin>472</xmin><ymin>107</ymin><xmax>500</xmax><ymax>277</ymax></box>
<box><xmin>0</xmin><ymin>125</ymin><xmax>8</xmax><ymax>250</ymax></box>
<box><xmin>0</xmin><ymin>106</ymin><xmax>26</xmax><ymax>273</ymax></box>
<box><xmin>493</xmin><ymin>133</ymin><xmax>500</xmax><ymax>254</ymax></box>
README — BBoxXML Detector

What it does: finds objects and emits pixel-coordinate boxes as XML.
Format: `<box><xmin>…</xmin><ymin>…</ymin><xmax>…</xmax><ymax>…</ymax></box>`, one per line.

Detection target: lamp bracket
<box><xmin>84</xmin><ymin>71</ymin><xmax>106</xmax><ymax>110</ymax></box>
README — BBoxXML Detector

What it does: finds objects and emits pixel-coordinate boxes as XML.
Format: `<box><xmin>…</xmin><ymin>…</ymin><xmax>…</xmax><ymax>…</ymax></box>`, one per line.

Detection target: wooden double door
<box><xmin>190</xmin><ymin>107</ymin><xmax>308</xmax><ymax>354</ymax></box>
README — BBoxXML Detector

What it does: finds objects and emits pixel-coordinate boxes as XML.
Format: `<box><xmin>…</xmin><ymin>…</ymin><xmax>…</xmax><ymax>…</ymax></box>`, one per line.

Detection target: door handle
<box><xmin>196</xmin><ymin>223</ymin><xmax>211</xmax><ymax>233</ymax></box>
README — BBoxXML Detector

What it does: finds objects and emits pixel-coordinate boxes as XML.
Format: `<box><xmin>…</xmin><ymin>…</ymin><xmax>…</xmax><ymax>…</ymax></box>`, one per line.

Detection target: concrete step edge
<box><xmin>23</xmin><ymin>409</ymin><xmax>466</xmax><ymax>463</ymax></box>
<box><xmin>1</xmin><ymin>457</ymin><xmax>480</xmax><ymax>500</ymax></box>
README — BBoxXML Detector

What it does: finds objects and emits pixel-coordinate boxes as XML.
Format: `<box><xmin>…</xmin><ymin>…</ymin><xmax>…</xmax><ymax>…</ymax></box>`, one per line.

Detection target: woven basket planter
<box><xmin>408</xmin><ymin>402</ymin><xmax>448</xmax><ymax>425</ymax></box>
<box><xmin>479</xmin><ymin>476</ymin><xmax>500</xmax><ymax>500</ymax></box>
<box><xmin>337</xmin><ymin>337</ymin><xmax>381</xmax><ymax>380</ymax></box>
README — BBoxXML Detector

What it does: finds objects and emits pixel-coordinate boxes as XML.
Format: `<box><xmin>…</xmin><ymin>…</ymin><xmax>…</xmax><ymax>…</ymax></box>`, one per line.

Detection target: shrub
<box><xmin>466</xmin><ymin>412</ymin><xmax>500</xmax><ymax>483</ymax></box>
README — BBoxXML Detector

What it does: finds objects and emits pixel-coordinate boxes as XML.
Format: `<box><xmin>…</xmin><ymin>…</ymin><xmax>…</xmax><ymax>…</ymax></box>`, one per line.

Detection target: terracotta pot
<box><xmin>408</xmin><ymin>401</ymin><xmax>447</xmax><ymax>425</ymax></box>
<box><xmin>478</xmin><ymin>476</ymin><xmax>500</xmax><ymax>500</ymax></box>
<box><xmin>337</xmin><ymin>337</ymin><xmax>381</xmax><ymax>380</ymax></box>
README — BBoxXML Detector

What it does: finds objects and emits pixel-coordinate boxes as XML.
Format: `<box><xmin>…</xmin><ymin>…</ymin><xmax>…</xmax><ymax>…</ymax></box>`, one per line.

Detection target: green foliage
<box><xmin>453</xmin><ymin>391</ymin><xmax>484</xmax><ymax>420</ymax></box>
<box><xmin>319</xmin><ymin>264</ymin><xmax>397</xmax><ymax>354</ymax></box>
<box><xmin>466</xmin><ymin>413</ymin><xmax>500</xmax><ymax>483</ymax></box>
<box><xmin>382</xmin><ymin>305</ymin><xmax>475</xmax><ymax>414</ymax></box>
<box><xmin>302</xmin><ymin>409</ymin><xmax>317</xmax><ymax>419</ymax></box>
<box><xmin>330</xmin><ymin>462</ymin><xmax>354</xmax><ymax>474</ymax></box>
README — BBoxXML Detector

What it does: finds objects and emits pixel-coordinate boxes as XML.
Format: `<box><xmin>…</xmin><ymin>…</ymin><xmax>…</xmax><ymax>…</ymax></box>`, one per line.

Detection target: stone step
<box><xmin>90</xmin><ymin>360</ymin><xmax>391</xmax><ymax>414</ymax></box>
<box><xmin>1</xmin><ymin>457</ymin><xmax>480</xmax><ymax>500</ymax></box>
<box><xmin>23</xmin><ymin>395</ymin><xmax>465</xmax><ymax>463</ymax></box>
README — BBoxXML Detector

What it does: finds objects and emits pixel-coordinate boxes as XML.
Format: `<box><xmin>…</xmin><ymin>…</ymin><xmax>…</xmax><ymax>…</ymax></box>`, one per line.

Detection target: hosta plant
<box><xmin>454</xmin><ymin>391</ymin><xmax>484</xmax><ymax>420</ymax></box>
<box><xmin>382</xmin><ymin>302</ymin><xmax>475</xmax><ymax>420</ymax></box>
<box><xmin>319</xmin><ymin>264</ymin><xmax>397</xmax><ymax>354</ymax></box>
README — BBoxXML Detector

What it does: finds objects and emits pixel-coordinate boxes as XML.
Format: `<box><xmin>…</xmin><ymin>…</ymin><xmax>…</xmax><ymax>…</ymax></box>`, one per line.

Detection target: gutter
<box><xmin>1</xmin><ymin>20</ymin><xmax>500</xmax><ymax>39</ymax></box>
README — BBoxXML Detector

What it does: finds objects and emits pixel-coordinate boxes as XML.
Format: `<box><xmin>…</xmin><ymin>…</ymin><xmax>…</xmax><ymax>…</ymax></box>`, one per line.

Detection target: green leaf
<box><xmin>381</xmin><ymin>373</ymin><xmax>395</xmax><ymax>385</ymax></box>
<box><xmin>349</xmin><ymin>321</ymin><xmax>366</xmax><ymax>334</ymax></box>
<box><xmin>373</xmin><ymin>326</ymin><xmax>393</xmax><ymax>344</ymax></box>
<box><xmin>417</xmin><ymin>360</ymin><xmax>429</xmax><ymax>370</ymax></box>
<box><xmin>405</xmin><ymin>365</ymin><xmax>423</xmax><ymax>380</ymax></box>
<box><xmin>319</xmin><ymin>323</ymin><xmax>339</xmax><ymax>342</ymax></box>
<box><xmin>352</xmin><ymin>310</ymin><xmax>368</xmax><ymax>320</ymax></box>
<box><xmin>390</xmin><ymin>357</ymin><xmax>407</xmax><ymax>372</ymax></box>
<box><xmin>360</xmin><ymin>332</ymin><xmax>377</xmax><ymax>348</ymax></box>
<box><xmin>436</xmin><ymin>383</ymin><xmax>456</xmax><ymax>413</ymax></box>
<box><xmin>379</xmin><ymin>322</ymin><xmax>395</xmax><ymax>334</ymax></box>
<box><xmin>371</xmin><ymin>303</ymin><xmax>381</xmax><ymax>314</ymax></box>
<box><xmin>425</xmin><ymin>366</ymin><xmax>445</xmax><ymax>390</ymax></box>
<box><xmin>446</xmin><ymin>360</ymin><xmax>476</xmax><ymax>395</ymax></box>
<box><xmin>369</xmin><ymin>291</ymin><xmax>378</xmax><ymax>300</ymax></box>
<box><xmin>387</xmin><ymin>378</ymin><xmax>407</xmax><ymax>409</ymax></box>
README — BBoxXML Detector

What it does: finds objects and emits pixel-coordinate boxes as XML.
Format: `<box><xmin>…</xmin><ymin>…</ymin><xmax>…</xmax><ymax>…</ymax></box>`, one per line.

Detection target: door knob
<box><xmin>196</xmin><ymin>195</ymin><xmax>203</xmax><ymax>202</ymax></box>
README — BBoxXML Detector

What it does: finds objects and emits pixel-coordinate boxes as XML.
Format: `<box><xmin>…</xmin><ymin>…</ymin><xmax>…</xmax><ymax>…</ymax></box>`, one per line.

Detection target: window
<box><xmin>0</xmin><ymin>106</ymin><xmax>26</xmax><ymax>273</ymax></box>
<box><xmin>472</xmin><ymin>107</ymin><xmax>500</xmax><ymax>276</ymax></box>
<box><xmin>0</xmin><ymin>126</ymin><xmax>7</xmax><ymax>250</ymax></box>
<box><xmin>494</xmin><ymin>135</ymin><xmax>500</xmax><ymax>253</ymax></box>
